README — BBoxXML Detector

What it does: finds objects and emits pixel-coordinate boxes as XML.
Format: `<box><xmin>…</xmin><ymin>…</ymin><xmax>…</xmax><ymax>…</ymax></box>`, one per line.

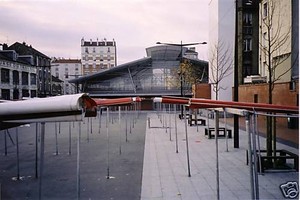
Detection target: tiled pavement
<box><xmin>141</xmin><ymin>112</ymin><xmax>298</xmax><ymax>200</ymax></box>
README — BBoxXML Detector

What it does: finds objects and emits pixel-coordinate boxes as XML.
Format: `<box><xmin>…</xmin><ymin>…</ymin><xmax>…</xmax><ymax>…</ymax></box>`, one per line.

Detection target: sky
<box><xmin>0</xmin><ymin>0</ymin><xmax>210</xmax><ymax>65</ymax></box>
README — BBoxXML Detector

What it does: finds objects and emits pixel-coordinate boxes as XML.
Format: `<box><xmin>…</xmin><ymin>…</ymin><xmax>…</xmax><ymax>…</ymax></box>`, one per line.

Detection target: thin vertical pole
<box><xmin>16</xmin><ymin>127</ymin><xmax>20</xmax><ymax>180</ymax></box>
<box><xmin>90</xmin><ymin>117</ymin><xmax>93</xmax><ymax>134</ymax></box>
<box><xmin>118</xmin><ymin>106</ymin><xmax>122</xmax><ymax>155</ymax></box>
<box><xmin>87</xmin><ymin>118</ymin><xmax>89</xmax><ymax>142</ymax></box>
<box><xmin>77</xmin><ymin>121</ymin><xmax>81</xmax><ymax>200</ymax></box>
<box><xmin>224</xmin><ymin>110</ymin><xmax>229</xmax><ymax>152</ymax></box>
<box><xmin>106</xmin><ymin>107</ymin><xmax>110</xmax><ymax>179</ymax></box>
<box><xmin>35</xmin><ymin>123</ymin><xmax>38</xmax><ymax>178</ymax></box>
<box><xmin>251</xmin><ymin>114</ymin><xmax>259</xmax><ymax>199</ymax></box>
<box><xmin>55</xmin><ymin>122</ymin><xmax>58</xmax><ymax>155</ymax></box>
<box><xmin>69</xmin><ymin>122</ymin><xmax>72</xmax><ymax>155</ymax></box>
<box><xmin>169</xmin><ymin>104</ymin><xmax>172</xmax><ymax>141</ymax></box>
<box><xmin>184</xmin><ymin>106</ymin><xmax>191</xmax><ymax>177</ymax></box>
<box><xmin>215</xmin><ymin>111</ymin><xmax>220</xmax><ymax>200</ymax></box>
<box><xmin>98</xmin><ymin>108</ymin><xmax>102</xmax><ymax>134</ymax></box>
<box><xmin>174</xmin><ymin>104</ymin><xmax>178</xmax><ymax>153</ymax></box>
<box><xmin>59</xmin><ymin>122</ymin><xmax>61</xmax><ymax>134</ymax></box>
<box><xmin>39</xmin><ymin>122</ymin><xmax>46</xmax><ymax>200</ymax></box>
<box><xmin>246</xmin><ymin>114</ymin><xmax>255</xmax><ymax>200</ymax></box>
<box><xmin>125</xmin><ymin>106</ymin><xmax>128</xmax><ymax>142</ymax></box>
<box><xmin>4</xmin><ymin>129</ymin><xmax>7</xmax><ymax>156</ymax></box>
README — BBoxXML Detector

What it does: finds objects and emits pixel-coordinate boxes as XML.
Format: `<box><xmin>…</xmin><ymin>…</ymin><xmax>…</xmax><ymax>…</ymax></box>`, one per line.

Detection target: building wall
<box><xmin>238</xmin><ymin>82</ymin><xmax>298</xmax><ymax>105</ymax></box>
<box><xmin>259</xmin><ymin>0</ymin><xmax>293</xmax><ymax>82</ymax></box>
<box><xmin>51</xmin><ymin>58</ymin><xmax>82</xmax><ymax>94</ymax></box>
<box><xmin>238</xmin><ymin>81</ymin><xmax>299</xmax><ymax>128</ymax></box>
<box><xmin>0</xmin><ymin>57</ymin><xmax>37</xmax><ymax>100</ymax></box>
<box><xmin>209</xmin><ymin>0</ymin><xmax>235</xmax><ymax>101</ymax></box>
<box><xmin>81</xmin><ymin>38</ymin><xmax>117</xmax><ymax>75</ymax></box>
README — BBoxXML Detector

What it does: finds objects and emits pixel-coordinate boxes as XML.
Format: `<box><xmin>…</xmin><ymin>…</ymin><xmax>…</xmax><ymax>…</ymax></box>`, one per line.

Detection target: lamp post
<box><xmin>156</xmin><ymin>41</ymin><xmax>207</xmax><ymax>118</ymax></box>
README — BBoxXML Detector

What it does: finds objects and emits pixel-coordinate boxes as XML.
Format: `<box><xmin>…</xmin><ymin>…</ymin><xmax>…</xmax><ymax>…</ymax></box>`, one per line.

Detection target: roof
<box><xmin>52</xmin><ymin>58</ymin><xmax>81</xmax><ymax>64</ymax></box>
<box><xmin>69</xmin><ymin>57</ymin><xmax>152</xmax><ymax>83</ymax></box>
<box><xmin>8</xmin><ymin>42</ymin><xmax>50</xmax><ymax>59</ymax></box>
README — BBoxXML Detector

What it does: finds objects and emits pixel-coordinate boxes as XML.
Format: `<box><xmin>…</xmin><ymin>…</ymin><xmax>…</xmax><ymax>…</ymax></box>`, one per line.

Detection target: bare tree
<box><xmin>259</xmin><ymin>0</ymin><xmax>296</xmax><ymax>161</ymax></box>
<box><xmin>209</xmin><ymin>41</ymin><xmax>233</xmax><ymax>100</ymax></box>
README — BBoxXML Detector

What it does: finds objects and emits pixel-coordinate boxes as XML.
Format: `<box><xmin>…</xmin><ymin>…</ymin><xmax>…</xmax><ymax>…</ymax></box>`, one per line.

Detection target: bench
<box><xmin>188</xmin><ymin>115</ymin><xmax>206</xmax><ymax>126</ymax></box>
<box><xmin>246</xmin><ymin>149</ymin><xmax>299</xmax><ymax>173</ymax></box>
<box><xmin>179</xmin><ymin>113</ymin><xmax>190</xmax><ymax>119</ymax></box>
<box><xmin>205</xmin><ymin>127</ymin><xmax>232</xmax><ymax>139</ymax></box>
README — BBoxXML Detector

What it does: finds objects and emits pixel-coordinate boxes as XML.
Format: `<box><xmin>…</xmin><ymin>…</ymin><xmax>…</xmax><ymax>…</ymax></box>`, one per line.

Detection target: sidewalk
<box><xmin>141</xmin><ymin>112</ymin><xmax>299</xmax><ymax>200</ymax></box>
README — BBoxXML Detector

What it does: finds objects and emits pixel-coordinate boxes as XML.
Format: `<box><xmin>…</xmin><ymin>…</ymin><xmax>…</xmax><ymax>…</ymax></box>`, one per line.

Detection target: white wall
<box><xmin>209</xmin><ymin>0</ymin><xmax>235</xmax><ymax>101</ymax></box>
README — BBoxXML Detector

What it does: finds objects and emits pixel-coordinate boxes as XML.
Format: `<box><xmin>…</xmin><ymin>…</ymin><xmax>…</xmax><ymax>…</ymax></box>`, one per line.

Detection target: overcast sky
<box><xmin>0</xmin><ymin>0</ymin><xmax>210</xmax><ymax>65</ymax></box>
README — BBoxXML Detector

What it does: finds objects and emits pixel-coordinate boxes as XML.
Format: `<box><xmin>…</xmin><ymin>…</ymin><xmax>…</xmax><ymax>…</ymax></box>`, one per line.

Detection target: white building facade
<box><xmin>51</xmin><ymin>58</ymin><xmax>82</xmax><ymax>95</ymax></box>
<box><xmin>208</xmin><ymin>0</ymin><xmax>235</xmax><ymax>101</ymax></box>
<box><xmin>81</xmin><ymin>38</ymin><xmax>117</xmax><ymax>75</ymax></box>
<box><xmin>259</xmin><ymin>0</ymin><xmax>298</xmax><ymax>83</ymax></box>
<box><xmin>0</xmin><ymin>50</ymin><xmax>37</xmax><ymax>100</ymax></box>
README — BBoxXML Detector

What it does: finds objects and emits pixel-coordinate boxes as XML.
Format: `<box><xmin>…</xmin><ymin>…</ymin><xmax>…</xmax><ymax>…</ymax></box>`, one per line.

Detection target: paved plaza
<box><xmin>0</xmin><ymin>111</ymin><xmax>298</xmax><ymax>199</ymax></box>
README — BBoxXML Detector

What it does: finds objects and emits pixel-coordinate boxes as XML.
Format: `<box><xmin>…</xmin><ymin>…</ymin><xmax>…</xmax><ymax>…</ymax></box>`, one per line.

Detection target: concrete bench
<box><xmin>205</xmin><ymin>127</ymin><xmax>232</xmax><ymax>139</ymax></box>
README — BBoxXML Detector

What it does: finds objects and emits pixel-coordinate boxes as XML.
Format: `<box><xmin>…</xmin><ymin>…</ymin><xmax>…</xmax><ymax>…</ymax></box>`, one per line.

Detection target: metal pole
<box><xmin>87</xmin><ymin>118</ymin><xmax>89</xmax><ymax>142</ymax></box>
<box><xmin>69</xmin><ymin>122</ymin><xmax>72</xmax><ymax>155</ymax></box>
<box><xmin>98</xmin><ymin>108</ymin><xmax>102</xmax><ymax>134</ymax></box>
<box><xmin>55</xmin><ymin>122</ymin><xmax>58</xmax><ymax>155</ymax></box>
<box><xmin>119</xmin><ymin>106</ymin><xmax>122</xmax><ymax>155</ymax></box>
<box><xmin>215</xmin><ymin>111</ymin><xmax>220</xmax><ymax>200</ymax></box>
<box><xmin>77</xmin><ymin>121</ymin><xmax>81</xmax><ymax>200</ymax></box>
<box><xmin>224</xmin><ymin>110</ymin><xmax>228</xmax><ymax>152</ymax></box>
<box><xmin>246</xmin><ymin>114</ymin><xmax>255</xmax><ymax>199</ymax></box>
<box><xmin>174</xmin><ymin>104</ymin><xmax>178</xmax><ymax>153</ymax></box>
<box><xmin>16</xmin><ymin>127</ymin><xmax>20</xmax><ymax>180</ymax></box>
<box><xmin>251</xmin><ymin>114</ymin><xmax>259</xmax><ymax>199</ymax></box>
<box><xmin>35</xmin><ymin>123</ymin><xmax>38</xmax><ymax>178</ymax></box>
<box><xmin>106</xmin><ymin>107</ymin><xmax>110</xmax><ymax>179</ymax></box>
<box><xmin>4</xmin><ymin>129</ymin><xmax>7</xmax><ymax>156</ymax></box>
<box><xmin>39</xmin><ymin>122</ymin><xmax>46</xmax><ymax>200</ymax></box>
<box><xmin>125</xmin><ymin>106</ymin><xmax>128</xmax><ymax>142</ymax></box>
<box><xmin>169</xmin><ymin>104</ymin><xmax>172</xmax><ymax>141</ymax></box>
<box><xmin>184</xmin><ymin>106</ymin><xmax>191</xmax><ymax>177</ymax></box>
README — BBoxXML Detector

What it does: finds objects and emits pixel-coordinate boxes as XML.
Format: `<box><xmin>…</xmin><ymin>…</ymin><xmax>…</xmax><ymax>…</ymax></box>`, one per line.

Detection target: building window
<box><xmin>263</xmin><ymin>2</ymin><xmax>268</xmax><ymax>18</ymax></box>
<box><xmin>108</xmin><ymin>47</ymin><xmax>110</xmax><ymax>53</ymax></box>
<box><xmin>244</xmin><ymin>13</ymin><xmax>252</xmax><ymax>25</ymax></box>
<box><xmin>1</xmin><ymin>68</ymin><xmax>10</xmax><ymax>83</ymax></box>
<box><xmin>56</xmin><ymin>67</ymin><xmax>59</xmax><ymax>71</ymax></box>
<box><xmin>30</xmin><ymin>73</ymin><xmax>37</xmax><ymax>85</ymax></box>
<box><xmin>13</xmin><ymin>70</ymin><xmax>19</xmax><ymax>85</ymax></box>
<box><xmin>22</xmin><ymin>72</ymin><xmax>29</xmax><ymax>85</ymax></box>
<box><xmin>1</xmin><ymin>89</ymin><xmax>10</xmax><ymax>100</ymax></box>
<box><xmin>244</xmin><ymin>38</ymin><xmax>252</xmax><ymax>51</ymax></box>
<box><xmin>254</xmin><ymin>94</ymin><xmax>258</xmax><ymax>103</ymax></box>
<box><xmin>85</xmin><ymin>47</ymin><xmax>89</xmax><ymax>53</ymax></box>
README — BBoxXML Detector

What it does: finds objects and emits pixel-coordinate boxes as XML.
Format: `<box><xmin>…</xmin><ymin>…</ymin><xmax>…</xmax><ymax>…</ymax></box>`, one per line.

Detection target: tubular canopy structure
<box><xmin>153</xmin><ymin>96</ymin><xmax>299</xmax><ymax>114</ymax></box>
<box><xmin>0</xmin><ymin>93</ymin><xmax>97</xmax><ymax>129</ymax></box>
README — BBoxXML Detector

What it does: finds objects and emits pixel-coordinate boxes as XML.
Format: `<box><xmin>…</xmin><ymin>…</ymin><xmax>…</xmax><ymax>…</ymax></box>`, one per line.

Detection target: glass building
<box><xmin>70</xmin><ymin>45</ymin><xmax>208</xmax><ymax>99</ymax></box>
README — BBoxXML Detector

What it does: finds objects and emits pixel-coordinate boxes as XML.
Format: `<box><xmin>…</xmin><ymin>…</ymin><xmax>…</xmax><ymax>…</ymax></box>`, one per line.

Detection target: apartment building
<box><xmin>7</xmin><ymin>42</ymin><xmax>52</xmax><ymax>97</ymax></box>
<box><xmin>51</xmin><ymin>58</ymin><xmax>82</xmax><ymax>94</ymax></box>
<box><xmin>259</xmin><ymin>0</ymin><xmax>298</xmax><ymax>83</ymax></box>
<box><xmin>0</xmin><ymin>45</ymin><xmax>37</xmax><ymax>100</ymax></box>
<box><xmin>81</xmin><ymin>38</ymin><xmax>117</xmax><ymax>75</ymax></box>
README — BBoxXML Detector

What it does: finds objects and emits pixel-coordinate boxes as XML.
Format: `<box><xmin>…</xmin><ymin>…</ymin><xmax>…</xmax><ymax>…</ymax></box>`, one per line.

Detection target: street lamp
<box><xmin>156</xmin><ymin>41</ymin><xmax>207</xmax><ymax>118</ymax></box>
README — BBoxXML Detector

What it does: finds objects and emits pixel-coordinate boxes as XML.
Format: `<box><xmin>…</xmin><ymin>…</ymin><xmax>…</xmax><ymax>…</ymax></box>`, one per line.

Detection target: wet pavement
<box><xmin>0</xmin><ymin>110</ymin><xmax>298</xmax><ymax>199</ymax></box>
